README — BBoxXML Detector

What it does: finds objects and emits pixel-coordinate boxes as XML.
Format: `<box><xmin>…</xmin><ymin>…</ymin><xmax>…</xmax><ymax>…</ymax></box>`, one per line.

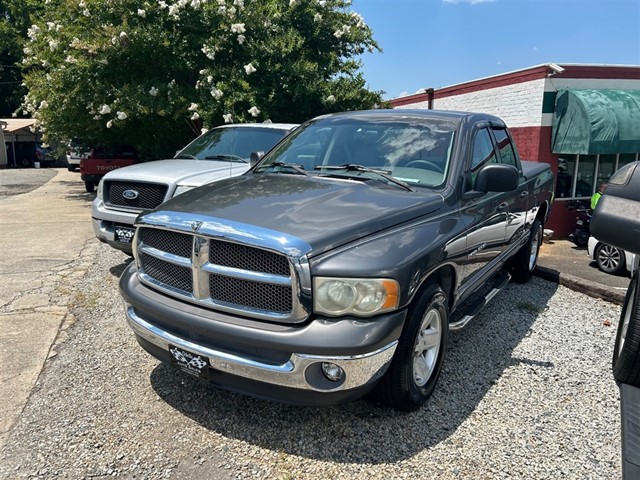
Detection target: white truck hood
<box><xmin>102</xmin><ymin>159</ymin><xmax>251</xmax><ymax>187</ymax></box>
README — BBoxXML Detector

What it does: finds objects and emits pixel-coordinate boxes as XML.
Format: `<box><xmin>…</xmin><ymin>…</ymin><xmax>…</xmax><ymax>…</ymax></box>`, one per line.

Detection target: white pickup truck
<box><xmin>91</xmin><ymin>123</ymin><xmax>297</xmax><ymax>253</ymax></box>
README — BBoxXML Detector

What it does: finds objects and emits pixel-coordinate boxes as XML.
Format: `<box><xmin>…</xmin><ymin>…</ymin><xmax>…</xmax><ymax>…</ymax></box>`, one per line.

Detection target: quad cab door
<box><xmin>459</xmin><ymin>125</ymin><xmax>512</xmax><ymax>285</ymax></box>
<box><xmin>492</xmin><ymin>127</ymin><xmax>529</xmax><ymax>247</ymax></box>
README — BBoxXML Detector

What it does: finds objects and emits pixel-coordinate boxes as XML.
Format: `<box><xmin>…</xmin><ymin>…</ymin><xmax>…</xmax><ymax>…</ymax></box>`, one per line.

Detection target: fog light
<box><xmin>321</xmin><ymin>362</ymin><xmax>345</xmax><ymax>382</ymax></box>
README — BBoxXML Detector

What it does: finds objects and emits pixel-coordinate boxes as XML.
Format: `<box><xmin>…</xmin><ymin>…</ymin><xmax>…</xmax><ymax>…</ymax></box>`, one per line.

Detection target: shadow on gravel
<box><xmin>109</xmin><ymin>257</ymin><xmax>134</xmax><ymax>278</ymax></box>
<box><xmin>149</xmin><ymin>279</ymin><xmax>558</xmax><ymax>464</ymax></box>
<box><xmin>58</xmin><ymin>180</ymin><xmax>96</xmax><ymax>202</ymax></box>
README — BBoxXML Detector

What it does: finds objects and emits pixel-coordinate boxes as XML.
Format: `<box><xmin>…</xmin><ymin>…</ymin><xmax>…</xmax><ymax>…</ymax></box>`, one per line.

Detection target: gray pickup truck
<box><xmin>119</xmin><ymin>109</ymin><xmax>554</xmax><ymax>411</ymax></box>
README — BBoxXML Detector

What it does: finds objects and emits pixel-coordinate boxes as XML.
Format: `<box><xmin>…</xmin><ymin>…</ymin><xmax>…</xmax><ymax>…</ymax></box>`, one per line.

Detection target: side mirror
<box><xmin>475</xmin><ymin>164</ymin><xmax>519</xmax><ymax>192</ymax></box>
<box><xmin>250</xmin><ymin>151</ymin><xmax>264</xmax><ymax>167</ymax></box>
<box><xmin>463</xmin><ymin>164</ymin><xmax>519</xmax><ymax>199</ymax></box>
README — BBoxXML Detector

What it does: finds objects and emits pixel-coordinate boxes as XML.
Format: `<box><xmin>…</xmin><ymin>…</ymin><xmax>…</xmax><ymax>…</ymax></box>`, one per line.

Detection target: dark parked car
<box><xmin>5</xmin><ymin>142</ymin><xmax>56</xmax><ymax>168</ymax></box>
<box><xmin>591</xmin><ymin>161</ymin><xmax>640</xmax><ymax>480</ymax></box>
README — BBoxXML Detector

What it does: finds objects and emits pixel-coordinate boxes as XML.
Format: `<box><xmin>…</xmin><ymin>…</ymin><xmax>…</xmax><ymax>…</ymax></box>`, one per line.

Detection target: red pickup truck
<box><xmin>80</xmin><ymin>146</ymin><xmax>138</xmax><ymax>192</ymax></box>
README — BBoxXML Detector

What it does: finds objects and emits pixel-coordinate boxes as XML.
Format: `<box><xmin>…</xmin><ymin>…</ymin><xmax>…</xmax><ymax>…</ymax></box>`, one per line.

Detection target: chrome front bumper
<box><xmin>125</xmin><ymin>304</ymin><xmax>398</xmax><ymax>393</ymax></box>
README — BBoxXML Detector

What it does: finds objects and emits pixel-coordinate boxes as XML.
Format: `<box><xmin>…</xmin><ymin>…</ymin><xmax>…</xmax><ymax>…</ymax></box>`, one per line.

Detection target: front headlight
<box><xmin>313</xmin><ymin>277</ymin><xmax>399</xmax><ymax>317</ymax></box>
<box><xmin>173</xmin><ymin>185</ymin><xmax>196</xmax><ymax>197</ymax></box>
<box><xmin>96</xmin><ymin>179</ymin><xmax>104</xmax><ymax>200</ymax></box>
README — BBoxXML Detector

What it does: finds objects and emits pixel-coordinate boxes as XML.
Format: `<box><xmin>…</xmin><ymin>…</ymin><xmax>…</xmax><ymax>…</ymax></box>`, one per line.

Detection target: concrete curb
<box><xmin>534</xmin><ymin>265</ymin><xmax>625</xmax><ymax>306</ymax></box>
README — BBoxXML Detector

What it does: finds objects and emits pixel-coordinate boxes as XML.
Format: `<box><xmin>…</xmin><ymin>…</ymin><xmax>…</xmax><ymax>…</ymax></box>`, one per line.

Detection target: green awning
<box><xmin>551</xmin><ymin>89</ymin><xmax>640</xmax><ymax>155</ymax></box>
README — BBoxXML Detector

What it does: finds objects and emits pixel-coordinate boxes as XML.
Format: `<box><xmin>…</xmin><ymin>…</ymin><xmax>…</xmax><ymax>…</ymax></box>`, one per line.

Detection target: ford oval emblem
<box><xmin>122</xmin><ymin>189</ymin><xmax>139</xmax><ymax>200</ymax></box>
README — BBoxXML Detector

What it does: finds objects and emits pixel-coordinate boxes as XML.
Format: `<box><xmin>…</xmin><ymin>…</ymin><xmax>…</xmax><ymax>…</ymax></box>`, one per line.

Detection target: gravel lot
<box><xmin>0</xmin><ymin>241</ymin><xmax>622</xmax><ymax>479</ymax></box>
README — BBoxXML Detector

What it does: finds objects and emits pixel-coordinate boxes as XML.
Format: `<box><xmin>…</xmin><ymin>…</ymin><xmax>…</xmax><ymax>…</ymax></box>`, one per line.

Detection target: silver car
<box><xmin>92</xmin><ymin>123</ymin><xmax>297</xmax><ymax>253</ymax></box>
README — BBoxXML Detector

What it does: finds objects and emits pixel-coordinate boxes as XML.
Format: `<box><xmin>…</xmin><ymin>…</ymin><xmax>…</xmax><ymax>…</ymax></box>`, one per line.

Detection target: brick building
<box><xmin>389</xmin><ymin>63</ymin><xmax>640</xmax><ymax>237</ymax></box>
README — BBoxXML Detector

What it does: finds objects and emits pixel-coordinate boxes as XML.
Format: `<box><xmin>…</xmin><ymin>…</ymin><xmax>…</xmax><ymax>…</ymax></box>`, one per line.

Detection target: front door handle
<box><xmin>519</xmin><ymin>190</ymin><xmax>529</xmax><ymax>199</ymax></box>
<box><xmin>497</xmin><ymin>201</ymin><xmax>509</xmax><ymax>212</ymax></box>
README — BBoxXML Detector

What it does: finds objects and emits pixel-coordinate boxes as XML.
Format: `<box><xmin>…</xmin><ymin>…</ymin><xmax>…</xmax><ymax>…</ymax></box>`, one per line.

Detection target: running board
<box><xmin>449</xmin><ymin>271</ymin><xmax>512</xmax><ymax>331</ymax></box>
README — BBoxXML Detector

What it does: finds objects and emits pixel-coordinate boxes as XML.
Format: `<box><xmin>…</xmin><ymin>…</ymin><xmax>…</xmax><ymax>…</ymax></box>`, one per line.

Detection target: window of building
<box><xmin>619</xmin><ymin>153</ymin><xmax>637</xmax><ymax>169</ymax></box>
<box><xmin>554</xmin><ymin>152</ymin><xmax>639</xmax><ymax>200</ymax></box>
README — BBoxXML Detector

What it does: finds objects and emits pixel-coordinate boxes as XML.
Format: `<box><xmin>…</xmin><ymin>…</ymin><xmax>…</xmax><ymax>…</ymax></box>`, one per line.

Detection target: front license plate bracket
<box><xmin>114</xmin><ymin>225</ymin><xmax>135</xmax><ymax>244</ymax></box>
<box><xmin>168</xmin><ymin>345</ymin><xmax>211</xmax><ymax>379</ymax></box>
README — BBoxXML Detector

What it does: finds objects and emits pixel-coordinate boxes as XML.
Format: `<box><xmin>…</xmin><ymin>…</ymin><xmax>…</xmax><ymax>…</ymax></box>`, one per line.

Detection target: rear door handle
<box><xmin>497</xmin><ymin>201</ymin><xmax>509</xmax><ymax>212</ymax></box>
<box><xmin>519</xmin><ymin>190</ymin><xmax>529</xmax><ymax>199</ymax></box>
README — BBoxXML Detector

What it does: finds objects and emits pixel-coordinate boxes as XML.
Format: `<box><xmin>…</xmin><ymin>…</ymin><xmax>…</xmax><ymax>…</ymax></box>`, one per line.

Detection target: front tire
<box><xmin>373</xmin><ymin>283</ymin><xmax>448</xmax><ymax>411</ymax></box>
<box><xmin>613</xmin><ymin>272</ymin><xmax>640</xmax><ymax>386</ymax></box>
<box><xmin>596</xmin><ymin>243</ymin><xmax>626</xmax><ymax>275</ymax></box>
<box><xmin>510</xmin><ymin>219</ymin><xmax>543</xmax><ymax>283</ymax></box>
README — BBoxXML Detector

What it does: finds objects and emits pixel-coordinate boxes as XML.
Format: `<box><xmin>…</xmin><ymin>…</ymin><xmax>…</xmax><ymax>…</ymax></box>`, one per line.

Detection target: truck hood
<box><xmin>142</xmin><ymin>174</ymin><xmax>444</xmax><ymax>255</ymax></box>
<box><xmin>102</xmin><ymin>159</ymin><xmax>250</xmax><ymax>186</ymax></box>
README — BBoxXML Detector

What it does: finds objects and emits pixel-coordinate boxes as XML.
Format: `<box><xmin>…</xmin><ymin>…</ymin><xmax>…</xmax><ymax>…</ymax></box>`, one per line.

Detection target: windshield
<box><xmin>254</xmin><ymin>117</ymin><xmax>457</xmax><ymax>189</ymax></box>
<box><xmin>176</xmin><ymin>127</ymin><xmax>288</xmax><ymax>162</ymax></box>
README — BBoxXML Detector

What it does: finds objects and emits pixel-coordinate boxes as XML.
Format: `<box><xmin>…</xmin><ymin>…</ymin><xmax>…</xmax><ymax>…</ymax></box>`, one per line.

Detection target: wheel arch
<box><xmin>414</xmin><ymin>264</ymin><xmax>456</xmax><ymax>312</ymax></box>
<box><xmin>535</xmin><ymin>200</ymin><xmax>550</xmax><ymax>227</ymax></box>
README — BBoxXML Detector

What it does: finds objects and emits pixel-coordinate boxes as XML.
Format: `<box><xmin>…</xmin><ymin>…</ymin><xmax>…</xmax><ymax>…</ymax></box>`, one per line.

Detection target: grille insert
<box><xmin>141</xmin><ymin>229</ymin><xmax>192</xmax><ymax>258</ymax></box>
<box><xmin>106</xmin><ymin>181</ymin><xmax>168</xmax><ymax>210</ymax></box>
<box><xmin>140</xmin><ymin>253</ymin><xmax>193</xmax><ymax>293</ymax></box>
<box><xmin>209</xmin><ymin>275</ymin><xmax>292</xmax><ymax>313</ymax></box>
<box><xmin>209</xmin><ymin>240</ymin><xmax>290</xmax><ymax>276</ymax></box>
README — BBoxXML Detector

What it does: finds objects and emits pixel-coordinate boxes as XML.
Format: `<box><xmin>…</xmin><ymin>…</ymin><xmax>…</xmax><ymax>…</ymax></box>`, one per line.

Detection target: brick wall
<box><xmin>433</xmin><ymin>79</ymin><xmax>546</xmax><ymax>128</ymax></box>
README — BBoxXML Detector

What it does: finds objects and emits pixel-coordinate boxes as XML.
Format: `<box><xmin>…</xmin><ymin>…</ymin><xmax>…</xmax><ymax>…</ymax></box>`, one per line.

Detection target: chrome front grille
<box><xmin>105</xmin><ymin>181</ymin><xmax>168</xmax><ymax>210</ymax></box>
<box><xmin>136</xmin><ymin>225</ymin><xmax>306</xmax><ymax>322</ymax></box>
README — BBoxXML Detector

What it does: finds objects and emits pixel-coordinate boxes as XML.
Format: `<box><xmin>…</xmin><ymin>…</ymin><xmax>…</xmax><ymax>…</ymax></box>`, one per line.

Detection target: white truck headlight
<box><xmin>314</xmin><ymin>277</ymin><xmax>399</xmax><ymax>317</ymax></box>
<box><xmin>96</xmin><ymin>179</ymin><xmax>104</xmax><ymax>200</ymax></box>
<box><xmin>173</xmin><ymin>185</ymin><xmax>196</xmax><ymax>197</ymax></box>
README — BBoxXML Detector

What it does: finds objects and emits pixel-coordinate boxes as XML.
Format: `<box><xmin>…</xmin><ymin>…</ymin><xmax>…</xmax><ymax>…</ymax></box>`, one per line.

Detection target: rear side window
<box><xmin>493</xmin><ymin>128</ymin><xmax>518</xmax><ymax>168</ymax></box>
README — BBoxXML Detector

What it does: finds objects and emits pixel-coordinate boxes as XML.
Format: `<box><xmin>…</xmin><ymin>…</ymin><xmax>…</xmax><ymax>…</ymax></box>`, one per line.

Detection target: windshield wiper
<box><xmin>264</xmin><ymin>161</ymin><xmax>310</xmax><ymax>176</ymax></box>
<box><xmin>314</xmin><ymin>164</ymin><xmax>413</xmax><ymax>192</ymax></box>
<box><xmin>175</xmin><ymin>153</ymin><xmax>198</xmax><ymax>159</ymax></box>
<box><xmin>204</xmin><ymin>154</ymin><xmax>248</xmax><ymax>163</ymax></box>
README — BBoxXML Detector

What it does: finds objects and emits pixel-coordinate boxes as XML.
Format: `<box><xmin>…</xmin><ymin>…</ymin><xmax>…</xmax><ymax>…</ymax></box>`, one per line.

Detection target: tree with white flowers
<box><xmin>21</xmin><ymin>0</ymin><xmax>385</xmax><ymax>159</ymax></box>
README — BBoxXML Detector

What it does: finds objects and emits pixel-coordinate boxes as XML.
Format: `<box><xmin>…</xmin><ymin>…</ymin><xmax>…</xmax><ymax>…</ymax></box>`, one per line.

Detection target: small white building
<box><xmin>1</xmin><ymin>118</ymin><xmax>38</xmax><ymax>168</ymax></box>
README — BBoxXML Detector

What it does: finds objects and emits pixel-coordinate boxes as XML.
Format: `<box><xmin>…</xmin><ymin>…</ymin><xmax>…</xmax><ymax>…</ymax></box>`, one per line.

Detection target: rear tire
<box><xmin>85</xmin><ymin>181</ymin><xmax>95</xmax><ymax>193</ymax></box>
<box><xmin>510</xmin><ymin>219</ymin><xmax>543</xmax><ymax>283</ymax></box>
<box><xmin>372</xmin><ymin>283</ymin><xmax>448</xmax><ymax>411</ymax></box>
<box><xmin>613</xmin><ymin>272</ymin><xmax>640</xmax><ymax>386</ymax></box>
<box><xmin>596</xmin><ymin>243</ymin><xmax>626</xmax><ymax>275</ymax></box>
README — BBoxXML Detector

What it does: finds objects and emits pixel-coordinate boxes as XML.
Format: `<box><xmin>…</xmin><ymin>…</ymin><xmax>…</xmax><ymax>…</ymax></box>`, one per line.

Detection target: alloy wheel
<box><xmin>413</xmin><ymin>308</ymin><xmax>442</xmax><ymax>387</ymax></box>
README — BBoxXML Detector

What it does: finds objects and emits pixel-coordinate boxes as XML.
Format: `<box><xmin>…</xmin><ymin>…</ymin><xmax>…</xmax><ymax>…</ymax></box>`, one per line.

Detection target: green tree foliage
<box><xmin>21</xmin><ymin>0</ymin><xmax>386</xmax><ymax>159</ymax></box>
<box><xmin>0</xmin><ymin>0</ymin><xmax>43</xmax><ymax>116</ymax></box>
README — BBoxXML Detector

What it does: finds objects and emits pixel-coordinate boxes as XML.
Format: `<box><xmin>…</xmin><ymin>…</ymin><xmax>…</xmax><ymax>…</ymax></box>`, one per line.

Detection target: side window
<box><xmin>470</xmin><ymin>129</ymin><xmax>498</xmax><ymax>185</ymax></box>
<box><xmin>493</xmin><ymin>128</ymin><xmax>517</xmax><ymax>168</ymax></box>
